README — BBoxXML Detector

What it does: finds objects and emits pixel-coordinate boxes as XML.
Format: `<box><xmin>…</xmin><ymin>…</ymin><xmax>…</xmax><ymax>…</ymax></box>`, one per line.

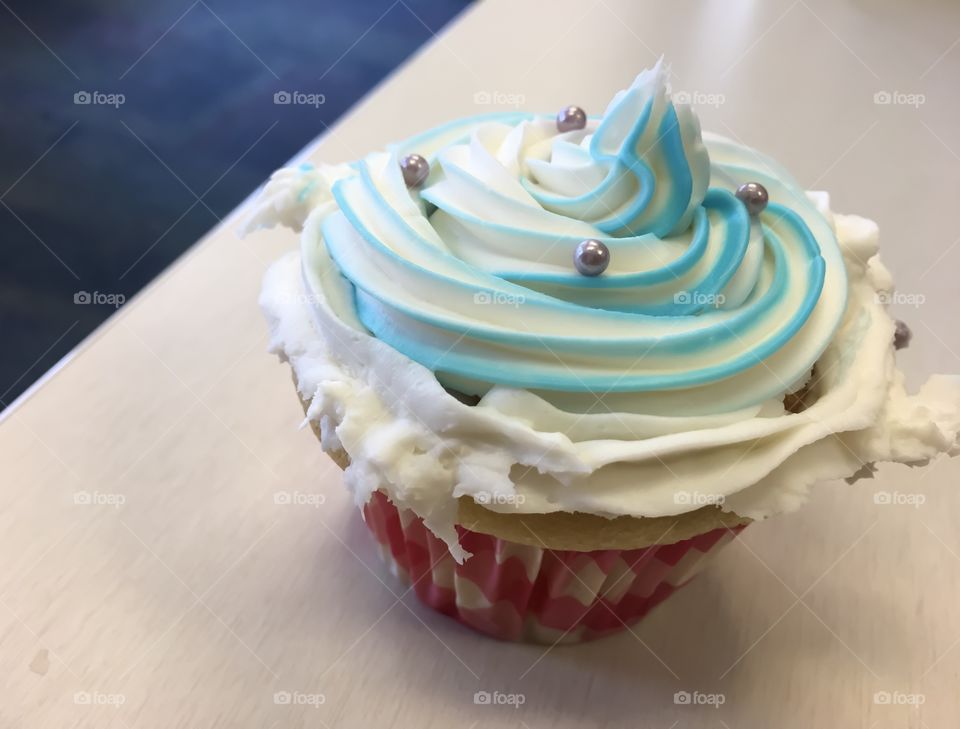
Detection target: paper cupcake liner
<box><xmin>361</xmin><ymin>491</ymin><xmax>745</xmax><ymax>643</ymax></box>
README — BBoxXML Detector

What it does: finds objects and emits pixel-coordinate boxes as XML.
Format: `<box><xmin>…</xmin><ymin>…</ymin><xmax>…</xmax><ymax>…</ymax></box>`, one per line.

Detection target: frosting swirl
<box><xmin>306</xmin><ymin>61</ymin><xmax>846</xmax><ymax>416</ymax></box>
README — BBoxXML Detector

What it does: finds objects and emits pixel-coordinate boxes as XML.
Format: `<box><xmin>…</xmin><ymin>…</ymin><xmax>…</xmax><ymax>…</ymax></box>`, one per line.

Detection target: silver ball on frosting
<box><xmin>735</xmin><ymin>182</ymin><xmax>769</xmax><ymax>216</ymax></box>
<box><xmin>557</xmin><ymin>105</ymin><xmax>587</xmax><ymax>132</ymax></box>
<box><xmin>894</xmin><ymin>320</ymin><xmax>912</xmax><ymax>350</ymax></box>
<box><xmin>400</xmin><ymin>153</ymin><xmax>430</xmax><ymax>188</ymax></box>
<box><xmin>574</xmin><ymin>239</ymin><xmax>610</xmax><ymax>276</ymax></box>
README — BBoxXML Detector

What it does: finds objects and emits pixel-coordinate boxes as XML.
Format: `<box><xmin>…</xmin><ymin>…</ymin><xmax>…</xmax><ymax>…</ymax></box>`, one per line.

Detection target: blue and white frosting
<box><xmin>305</xmin><ymin>61</ymin><xmax>847</xmax><ymax>416</ymax></box>
<box><xmin>524</xmin><ymin>62</ymin><xmax>709</xmax><ymax>238</ymax></box>
<box><xmin>251</xmin><ymin>63</ymin><xmax>960</xmax><ymax>557</ymax></box>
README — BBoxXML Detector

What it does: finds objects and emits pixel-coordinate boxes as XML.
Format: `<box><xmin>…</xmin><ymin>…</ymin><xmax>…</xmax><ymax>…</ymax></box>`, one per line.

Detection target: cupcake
<box><xmin>246</xmin><ymin>61</ymin><xmax>960</xmax><ymax>643</ymax></box>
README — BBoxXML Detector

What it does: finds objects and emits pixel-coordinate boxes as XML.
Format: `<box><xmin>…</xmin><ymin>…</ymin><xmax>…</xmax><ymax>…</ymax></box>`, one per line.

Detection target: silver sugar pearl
<box><xmin>574</xmin><ymin>239</ymin><xmax>610</xmax><ymax>276</ymax></box>
<box><xmin>735</xmin><ymin>182</ymin><xmax>769</xmax><ymax>216</ymax></box>
<box><xmin>894</xmin><ymin>320</ymin><xmax>912</xmax><ymax>350</ymax></box>
<box><xmin>400</xmin><ymin>153</ymin><xmax>430</xmax><ymax>188</ymax></box>
<box><xmin>556</xmin><ymin>105</ymin><xmax>587</xmax><ymax>133</ymax></box>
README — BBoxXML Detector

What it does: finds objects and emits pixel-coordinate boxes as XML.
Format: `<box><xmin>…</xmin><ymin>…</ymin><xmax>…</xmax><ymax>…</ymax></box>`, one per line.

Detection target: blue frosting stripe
<box><xmin>307</xmin><ymin>67</ymin><xmax>847</xmax><ymax>404</ymax></box>
<box><xmin>596</xmin><ymin>102</ymin><xmax>693</xmax><ymax>237</ymax></box>
<box><xmin>526</xmin><ymin>88</ymin><xmax>704</xmax><ymax>238</ymax></box>
<box><xmin>349</xmin><ymin>212</ymin><xmax>818</xmax><ymax>392</ymax></box>
<box><xmin>527</xmin><ymin>97</ymin><xmax>656</xmax><ymax>225</ymax></box>
<box><xmin>322</xmin><ymin>157</ymin><xmax>826</xmax><ymax>390</ymax></box>
<box><xmin>485</xmin><ymin>190</ymin><xmax>750</xmax><ymax>315</ymax></box>
<box><xmin>491</xmin><ymin>205</ymin><xmax>711</xmax><ymax>288</ymax></box>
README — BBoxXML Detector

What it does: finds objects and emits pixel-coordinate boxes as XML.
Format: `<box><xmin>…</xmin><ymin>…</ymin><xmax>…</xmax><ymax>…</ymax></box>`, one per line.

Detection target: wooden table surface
<box><xmin>4</xmin><ymin>0</ymin><xmax>960</xmax><ymax>726</ymax></box>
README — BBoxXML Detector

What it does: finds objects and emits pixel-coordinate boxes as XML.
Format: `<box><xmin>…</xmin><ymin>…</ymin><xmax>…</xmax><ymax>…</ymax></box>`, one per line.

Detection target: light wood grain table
<box><xmin>4</xmin><ymin>0</ymin><xmax>960</xmax><ymax>726</ymax></box>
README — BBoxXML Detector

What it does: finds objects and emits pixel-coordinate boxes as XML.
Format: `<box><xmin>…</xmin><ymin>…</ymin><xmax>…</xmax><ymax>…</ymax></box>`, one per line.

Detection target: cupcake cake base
<box><xmin>363</xmin><ymin>490</ymin><xmax>745</xmax><ymax>643</ymax></box>
<box><xmin>298</xmin><ymin>384</ymin><xmax>749</xmax><ymax>643</ymax></box>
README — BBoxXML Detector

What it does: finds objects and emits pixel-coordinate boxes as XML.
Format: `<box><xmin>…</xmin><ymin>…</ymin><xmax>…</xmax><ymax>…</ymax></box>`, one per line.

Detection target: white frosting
<box><xmin>255</xmin><ymin>186</ymin><xmax>960</xmax><ymax>561</ymax></box>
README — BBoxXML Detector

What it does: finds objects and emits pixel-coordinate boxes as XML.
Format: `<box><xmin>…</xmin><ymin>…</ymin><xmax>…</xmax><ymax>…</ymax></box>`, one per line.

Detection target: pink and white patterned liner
<box><xmin>362</xmin><ymin>491</ymin><xmax>745</xmax><ymax>643</ymax></box>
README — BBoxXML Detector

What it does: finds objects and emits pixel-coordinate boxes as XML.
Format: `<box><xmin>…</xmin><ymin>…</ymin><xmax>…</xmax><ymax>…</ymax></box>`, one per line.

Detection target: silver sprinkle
<box><xmin>735</xmin><ymin>182</ymin><xmax>769</xmax><ymax>216</ymax></box>
<box><xmin>556</xmin><ymin>105</ymin><xmax>587</xmax><ymax>133</ymax></box>
<box><xmin>574</xmin><ymin>239</ymin><xmax>610</xmax><ymax>276</ymax></box>
<box><xmin>400</xmin><ymin>153</ymin><xmax>430</xmax><ymax>188</ymax></box>
<box><xmin>894</xmin><ymin>320</ymin><xmax>912</xmax><ymax>350</ymax></box>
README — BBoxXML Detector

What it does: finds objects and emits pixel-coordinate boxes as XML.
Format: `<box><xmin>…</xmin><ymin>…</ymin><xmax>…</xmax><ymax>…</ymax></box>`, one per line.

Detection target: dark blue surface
<box><xmin>0</xmin><ymin>0</ymin><xmax>469</xmax><ymax>409</ymax></box>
